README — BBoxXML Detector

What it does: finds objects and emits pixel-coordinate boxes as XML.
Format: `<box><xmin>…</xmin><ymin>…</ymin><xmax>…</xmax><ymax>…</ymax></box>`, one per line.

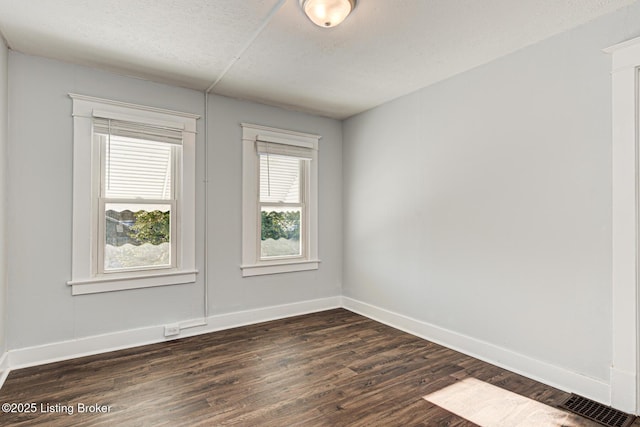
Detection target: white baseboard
<box><xmin>610</xmin><ymin>367</ymin><xmax>637</xmax><ymax>413</ymax></box>
<box><xmin>2</xmin><ymin>294</ymin><xmax>619</xmax><ymax>412</ymax></box>
<box><xmin>8</xmin><ymin>296</ymin><xmax>341</xmax><ymax>370</ymax></box>
<box><xmin>0</xmin><ymin>352</ymin><xmax>9</xmax><ymax>389</ymax></box>
<box><xmin>341</xmin><ymin>297</ymin><xmax>611</xmax><ymax>406</ymax></box>
<box><xmin>183</xmin><ymin>295</ymin><xmax>342</xmax><ymax>337</ymax></box>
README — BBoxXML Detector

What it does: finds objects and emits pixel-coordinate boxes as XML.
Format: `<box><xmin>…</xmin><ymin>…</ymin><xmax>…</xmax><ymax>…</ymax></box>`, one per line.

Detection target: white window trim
<box><xmin>241</xmin><ymin>123</ymin><xmax>320</xmax><ymax>277</ymax></box>
<box><xmin>68</xmin><ymin>94</ymin><xmax>199</xmax><ymax>295</ymax></box>
<box><xmin>605</xmin><ymin>37</ymin><xmax>640</xmax><ymax>414</ymax></box>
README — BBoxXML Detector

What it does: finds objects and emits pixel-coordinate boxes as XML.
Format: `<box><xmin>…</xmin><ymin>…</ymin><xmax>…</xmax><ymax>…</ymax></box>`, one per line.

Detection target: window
<box><xmin>96</xmin><ymin>118</ymin><xmax>179</xmax><ymax>273</ymax></box>
<box><xmin>68</xmin><ymin>94</ymin><xmax>198</xmax><ymax>295</ymax></box>
<box><xmin>241</xmin><ymin>123</ymin><xmax>320</xmax><ymax>276</ymax></box>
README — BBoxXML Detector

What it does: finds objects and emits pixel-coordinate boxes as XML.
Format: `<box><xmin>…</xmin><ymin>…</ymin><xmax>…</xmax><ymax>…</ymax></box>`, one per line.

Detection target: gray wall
<box><xmin>343</xmin><ymin>3</ymin><xmax>640</xmax><ymax>383</ymax></box>
<box><xmin>207</xmin><ymin>95</ymin><xmax>342</xmax><ymax>315</ymax></box>
<box><xmin>0</xmin><ymin>37</ymin><xmax>7</xmax><ymax>357</ymax></box>
<box><xmin>6</xmin><ymin>52</ymin><xmax>342</xmax><ymax>350</ymax></box>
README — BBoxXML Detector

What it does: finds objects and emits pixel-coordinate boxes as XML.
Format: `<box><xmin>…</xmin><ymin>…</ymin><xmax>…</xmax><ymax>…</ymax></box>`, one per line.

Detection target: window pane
<box><xmin>103</xmin><ymin>135</ymin><xmax>173</xmax><ymax>200</ymax></box>
<box><xmin>105</xmin><ymin>203</ymin><xmax>172</xmax><ymax>271</ymax></box>
<box><xmin>260</xmin><ymin>155</ymin><xmax>301</xmax><ymax>203</ymax></box>
<box><xmin>261</xmin><ymin>206</ymin><xmax>301</xmax><ymax>258</ymax></box>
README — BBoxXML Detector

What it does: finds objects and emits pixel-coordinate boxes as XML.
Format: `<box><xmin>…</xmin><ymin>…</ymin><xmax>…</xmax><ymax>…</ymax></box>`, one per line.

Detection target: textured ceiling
<box><xmin>0</xmin><ymin>0</ymin><xmax>637</xmax><ymax>119</ymax></box>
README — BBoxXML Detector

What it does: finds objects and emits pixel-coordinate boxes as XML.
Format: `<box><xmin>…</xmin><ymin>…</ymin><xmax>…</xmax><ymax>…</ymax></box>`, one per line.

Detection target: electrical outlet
<box><xmin>164</xmin><ymin>324</ymin><xmax>180</xmax><ymax>337</ymax></box>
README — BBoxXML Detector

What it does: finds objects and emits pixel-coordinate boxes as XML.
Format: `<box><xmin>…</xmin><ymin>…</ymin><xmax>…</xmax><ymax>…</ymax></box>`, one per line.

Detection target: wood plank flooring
<box><xmin>0</xmin><ymin>309</ymin><xmax>634</xmax><ymax>426</ymax></box>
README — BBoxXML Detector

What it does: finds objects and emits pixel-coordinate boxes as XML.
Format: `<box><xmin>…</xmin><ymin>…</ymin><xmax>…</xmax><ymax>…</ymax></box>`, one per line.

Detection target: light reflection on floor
<box><xmin>423</xmin><ymin>377</ymin><xmax>596</xmax><ymax>427</ymax></box>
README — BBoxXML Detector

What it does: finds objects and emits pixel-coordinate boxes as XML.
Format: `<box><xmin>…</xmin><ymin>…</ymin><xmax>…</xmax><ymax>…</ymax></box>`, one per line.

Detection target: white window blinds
<box><xmin>259</xmin><ymin>154</ymin><xmax>301</xmax><ymax>203</ymax></box>
<box><xmin>93</xmin><ymin>118</ymin><xmax>183</xmax><ymax>145</ymax></box>
<box><xmin>256</xmin><ymin>140</ymin><xmax>313</xmax><ymax>160</ymax></box>
<box><xmin>257</xmin><ymin>139</ymin><xmax>311</xmax><ymax>204</ymax></box>
<box><xmin>94</xmin><ymin>118</ymin><xmax>178</xmax><ymax>200</ymax></box>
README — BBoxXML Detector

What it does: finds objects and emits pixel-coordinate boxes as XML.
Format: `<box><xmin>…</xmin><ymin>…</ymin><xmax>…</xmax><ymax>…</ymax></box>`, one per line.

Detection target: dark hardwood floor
<box><xmin>0</xmin><ymin>309</ymin><xmax>635</xmax><ymax>426</ymax></box>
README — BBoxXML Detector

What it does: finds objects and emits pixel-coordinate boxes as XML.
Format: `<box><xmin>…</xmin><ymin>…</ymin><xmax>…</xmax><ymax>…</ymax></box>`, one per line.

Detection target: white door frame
<box><xmin>606</xmin><ymin>36</ymin><xmax>640</xmax><ymax>414</ymax></box>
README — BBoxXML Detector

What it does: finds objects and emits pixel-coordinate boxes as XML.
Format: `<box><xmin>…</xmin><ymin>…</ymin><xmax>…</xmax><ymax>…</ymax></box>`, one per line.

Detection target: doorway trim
<box><xmin>605</xmin><ymin>36</ymin><xmax>640</xmax><ymax>414</ymax></box>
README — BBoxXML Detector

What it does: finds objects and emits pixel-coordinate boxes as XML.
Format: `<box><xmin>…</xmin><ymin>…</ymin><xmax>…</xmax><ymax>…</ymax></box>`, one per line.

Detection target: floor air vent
<box><xmin>558</xmin><ymin>394</ymin><xmax>636</xmax><ymax>427</ymax></box>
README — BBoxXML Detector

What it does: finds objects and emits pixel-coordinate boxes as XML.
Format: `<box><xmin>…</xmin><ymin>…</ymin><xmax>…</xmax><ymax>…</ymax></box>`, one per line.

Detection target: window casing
<box><xmin>68</xmin><ymin>94</ymin><xmax>198</xmax><ymax>295</ymax></box>
<box><xmin>241</xmin><ymin>123</ymin><xmax>320</xmax><ymax>276</ymax></box>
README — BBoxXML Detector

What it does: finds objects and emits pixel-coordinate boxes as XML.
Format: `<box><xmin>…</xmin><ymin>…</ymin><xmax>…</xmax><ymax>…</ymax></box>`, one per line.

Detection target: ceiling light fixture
<box><xmin>299</xmin><ymin>0</ymin><xmax>356</xmax><ymax>28</ymax></box>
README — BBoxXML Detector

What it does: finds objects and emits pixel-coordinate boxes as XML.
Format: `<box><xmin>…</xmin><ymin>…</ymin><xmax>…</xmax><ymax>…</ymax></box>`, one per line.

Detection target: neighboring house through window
<box><xmin>241</xmin><ymin>123</ymin><xmax>320</xmax><ymax>276</ymax></box>
<box><xmin>68</xmin><ymin>94</ymin><xmax>198</xmax><ymax>295</ymax></box>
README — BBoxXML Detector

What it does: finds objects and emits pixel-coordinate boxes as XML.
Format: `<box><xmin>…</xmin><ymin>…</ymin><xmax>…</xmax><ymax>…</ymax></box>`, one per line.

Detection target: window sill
<box><xmin>67</xmin><ymin>269</ymin><xmax>198</xmax><ymax>295</ymax></box>
<box><xmin>240</xmin><ymin>259</ymin><xmax>320</xmax><ymax>277</ymax></box>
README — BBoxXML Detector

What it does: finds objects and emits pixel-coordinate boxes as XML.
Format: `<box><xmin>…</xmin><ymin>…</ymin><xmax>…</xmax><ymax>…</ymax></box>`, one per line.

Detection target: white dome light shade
<box><xmin>300</xmin><ymin>0</ymin><xmax>356</xmax><ymax>28</ymax></box>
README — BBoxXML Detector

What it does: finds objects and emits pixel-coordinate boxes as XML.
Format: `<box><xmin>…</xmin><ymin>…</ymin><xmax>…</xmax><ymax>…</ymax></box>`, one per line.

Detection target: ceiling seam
<box><xmin>0</xmin><ymin>28</ymin><xmax>10</xmax><ymax>50</ymax></box>
<box><xmin>205</xmin><ymin>0</ymin><xmax>288</xmax><ymax>94</ymax></box>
